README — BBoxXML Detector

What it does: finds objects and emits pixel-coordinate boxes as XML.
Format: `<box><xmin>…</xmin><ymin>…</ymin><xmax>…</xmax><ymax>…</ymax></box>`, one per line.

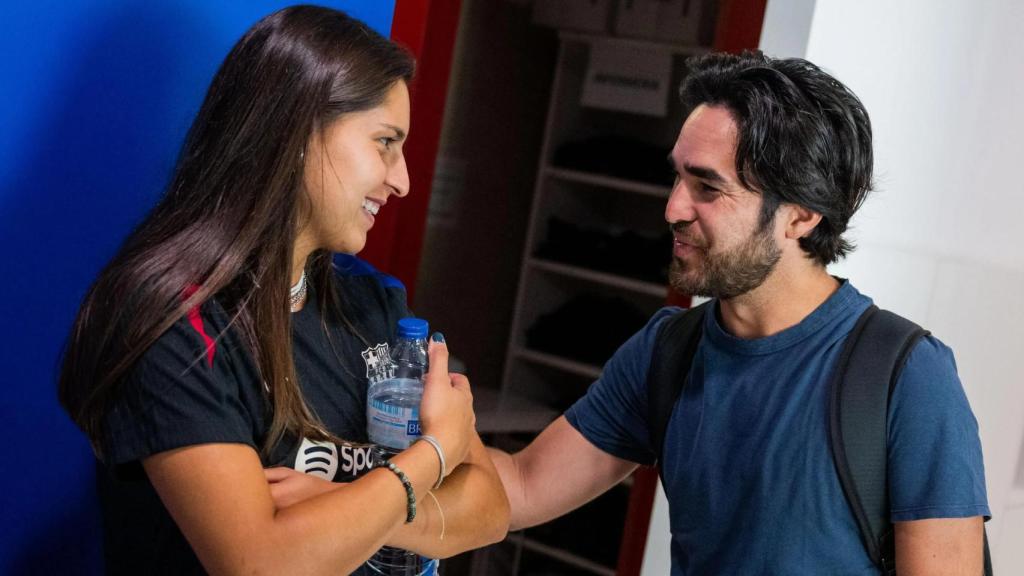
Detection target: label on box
<box><xmin>581</xmin><ymin>43</ymin><xmax>671</xmax><ymax>117</ymax></box>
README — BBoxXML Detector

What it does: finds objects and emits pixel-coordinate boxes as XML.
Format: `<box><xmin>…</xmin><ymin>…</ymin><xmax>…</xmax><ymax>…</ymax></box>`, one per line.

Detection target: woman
<box><xmin>58</xmin><ymin>6</ymin><xmax>508</xmax><ymax>575</ymax></box>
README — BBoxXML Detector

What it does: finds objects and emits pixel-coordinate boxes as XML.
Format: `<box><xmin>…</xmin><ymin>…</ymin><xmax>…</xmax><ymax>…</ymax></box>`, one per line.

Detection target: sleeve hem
<box><xmin>891</xmin><ymin>504</ymin><xmax>991</xmax><ymax>522</ymax></box>
<box><xmin>565</xmin><ymin>407</ymin><xmax>657</xmax><ymax>466</ymax></box>
<box><xmin>108</xmin><ymin>432</ymin><xmax>258</xmax><ymax>465</ymax></box>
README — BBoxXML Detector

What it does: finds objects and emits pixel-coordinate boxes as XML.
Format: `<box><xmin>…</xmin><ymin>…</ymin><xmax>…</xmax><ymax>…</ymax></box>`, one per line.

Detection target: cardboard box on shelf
<box><xmin>581</xmin><ymin>40</ymin><xmax>672</xmax><ymax>117</ymax></box>
<box><xmin>615</xmin><ymin>0</ymin><xmax>703</xmax><ymax>45</ymax></box>
<box><xmin>532</xmin><ymin>0</ymin><xmax>613</xmax><ymax>33</ymax></box>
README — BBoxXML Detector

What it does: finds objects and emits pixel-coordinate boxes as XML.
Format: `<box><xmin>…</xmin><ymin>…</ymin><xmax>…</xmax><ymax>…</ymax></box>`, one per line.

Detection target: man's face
<box><xmin>665</xmin><ymin>104</ymin><xmax>781</xmax><ymax>299</ymax></box>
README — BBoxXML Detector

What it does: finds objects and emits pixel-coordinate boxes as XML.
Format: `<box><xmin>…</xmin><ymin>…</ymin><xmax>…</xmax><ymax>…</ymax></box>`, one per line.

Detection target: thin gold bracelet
<box><xmin>426</xmin><ymin>491</ymin><xmax>445</xmax><ymax>540</ymax></box>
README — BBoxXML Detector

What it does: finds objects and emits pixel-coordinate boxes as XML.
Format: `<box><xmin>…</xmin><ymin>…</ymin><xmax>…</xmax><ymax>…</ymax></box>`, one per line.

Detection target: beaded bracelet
<box><xmin>418</xmin><ymin>435</ymin><xmax>446</xmax><ymax>490</ymax></box>
<box><xmin>383</xmin><ymin>460</ymin><xmax>416</xmax><ymax>523</ymax></box>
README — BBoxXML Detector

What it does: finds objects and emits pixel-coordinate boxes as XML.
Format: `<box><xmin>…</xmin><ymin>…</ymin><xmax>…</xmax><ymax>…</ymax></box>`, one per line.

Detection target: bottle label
<box><xmin>367</xmin><ymin>398</ymin><xmax>421</xmax><ymax>450</ymax></box>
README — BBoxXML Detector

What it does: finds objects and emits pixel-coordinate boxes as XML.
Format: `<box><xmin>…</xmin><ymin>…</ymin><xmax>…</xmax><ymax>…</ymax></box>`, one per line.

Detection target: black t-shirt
<box><xmin>98</xmin><ymin>257</ymin><xmax>410</xmax><ymax>575</ymax></box>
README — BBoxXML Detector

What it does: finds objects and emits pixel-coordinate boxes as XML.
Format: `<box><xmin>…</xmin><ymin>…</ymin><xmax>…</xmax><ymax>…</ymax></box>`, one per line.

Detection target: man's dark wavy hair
<box><xmin>679</xmin><ymin>51</ymin><xmax>874</xmax><ymax>266</ymax></box>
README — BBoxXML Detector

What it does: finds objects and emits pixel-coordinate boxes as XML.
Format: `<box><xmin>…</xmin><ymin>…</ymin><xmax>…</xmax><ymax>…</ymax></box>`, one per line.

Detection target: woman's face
<box><xmin>298</xmin><ymin>81</ymin><xmax>410</xmax><ymax>255</ymax></box>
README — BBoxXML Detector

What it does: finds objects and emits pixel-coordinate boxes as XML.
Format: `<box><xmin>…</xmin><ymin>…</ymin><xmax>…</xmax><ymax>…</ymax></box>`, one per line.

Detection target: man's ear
<box><xmin>781</xmin><ymin>203</ymin><xmax>823</xmax><ymax>241</ymax></box>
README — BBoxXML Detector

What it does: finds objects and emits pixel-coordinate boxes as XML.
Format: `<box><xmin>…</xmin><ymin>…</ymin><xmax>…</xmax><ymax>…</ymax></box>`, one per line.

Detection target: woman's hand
<box><xmin>418</xmin><ymin>336</ymin><xmax>475</xmax><ymax>475</ymax></box>
<box><xmin>265</xmin><ymin>466</ymin><xmax>338</xmax><ymax>510</ymax></box>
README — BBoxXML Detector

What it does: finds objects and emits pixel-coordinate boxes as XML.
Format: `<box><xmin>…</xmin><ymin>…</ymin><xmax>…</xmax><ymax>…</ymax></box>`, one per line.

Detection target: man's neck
<box><xmin>716</xmin><ymin>261</ymin><xmax>839</xmax><ymax>340</ymax></box>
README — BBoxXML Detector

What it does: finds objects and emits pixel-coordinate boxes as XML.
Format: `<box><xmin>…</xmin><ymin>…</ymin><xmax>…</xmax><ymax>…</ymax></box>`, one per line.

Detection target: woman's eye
<box><xmin>378</xmin><ymin>137</ymin><xmax>392</xmax><ymax>148</ymax></box>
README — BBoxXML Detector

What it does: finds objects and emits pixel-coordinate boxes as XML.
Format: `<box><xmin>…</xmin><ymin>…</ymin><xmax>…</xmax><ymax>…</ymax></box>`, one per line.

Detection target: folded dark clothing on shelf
<box><xmin>523</xmin><ymin>483</ymin><xmax>628</xmax><ymax>569</ymax></box>
<box><xmin>525</xmin><ymin>293</ymin><xmax>649</xmax><ymax>366</ymax></box>
<box><xmin>535</xmin><ymin>217</ymin><xmax>671</xmax><ymax>284</ymax></box>
<box><xmin>552</xmin><ymin>134</ymin><xmax>675</xmax><ymax>187</ymax></box>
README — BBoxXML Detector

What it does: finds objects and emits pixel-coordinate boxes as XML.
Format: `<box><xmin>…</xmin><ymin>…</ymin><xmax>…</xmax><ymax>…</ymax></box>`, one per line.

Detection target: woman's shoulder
<box><xmin>104</xmin><ymin>296</ymin><xmax>261</xmax><ymax>466</ymax></box>
<box><xmin>331</xmin><ymin>254</ymin><xmax>408</xmax><ymax>306</ymax></box>
<box><xmin>332</xmin><ymin>254</ymin><xmax>406</xmax><ymax>291</ymax></box>
<box><xmin>327</xmin><ymin>254</ymin><xmax>411</xmax><ymax>331</ymax></box>
<box><xmin>146</xmin><ymin>294</ymin><xmax>237</xmax><ymax>370</ymax></box>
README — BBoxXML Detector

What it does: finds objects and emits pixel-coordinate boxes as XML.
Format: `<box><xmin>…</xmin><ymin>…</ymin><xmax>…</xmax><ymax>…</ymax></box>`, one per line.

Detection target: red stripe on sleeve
<box><xmin>182</xmin><ymin>284</ymin><xmax>216</xmax><ymax>367</ymax></box>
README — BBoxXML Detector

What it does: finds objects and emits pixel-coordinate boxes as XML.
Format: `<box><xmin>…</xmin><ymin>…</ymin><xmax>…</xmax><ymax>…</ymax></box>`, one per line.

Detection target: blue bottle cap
<box><xmin>396</xmin><ymin>317</ymin><xmax>429</xmax><ymax>339</ymax></box>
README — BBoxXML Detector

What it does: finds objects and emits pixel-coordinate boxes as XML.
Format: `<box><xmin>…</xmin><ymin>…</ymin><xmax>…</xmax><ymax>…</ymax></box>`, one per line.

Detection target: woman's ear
<box><xmin>782</xmin><ymin>203</ymin><xmax>823</xmax><ymax>241</ymax></box>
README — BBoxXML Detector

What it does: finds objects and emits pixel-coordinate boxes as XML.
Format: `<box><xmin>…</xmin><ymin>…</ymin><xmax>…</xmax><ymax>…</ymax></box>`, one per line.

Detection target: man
<box><xmin>489</xmin><ymin>51</ymin><xmax>989</xmax><ymax>574</ymax></box>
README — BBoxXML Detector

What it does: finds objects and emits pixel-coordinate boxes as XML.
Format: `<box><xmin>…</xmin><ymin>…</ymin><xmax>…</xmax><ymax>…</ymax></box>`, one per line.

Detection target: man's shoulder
<box><xmin>652</xmin><ymin>305</ymin><xmax>687</xmax><ymax>328</ymax></box>
<box><xmin>631</xmin><ymin>306</ymin><xmax>689</xmax><ymax>358</ymax></box>
<box><xmin>845</xmin><ymin>300</ymin><xmax>955</xmax><ymax>375</ymax></box>
<box><xmin>898</xmin><ymin>332</ymin><xmax>959</xmax><ymax>383</ymax></box>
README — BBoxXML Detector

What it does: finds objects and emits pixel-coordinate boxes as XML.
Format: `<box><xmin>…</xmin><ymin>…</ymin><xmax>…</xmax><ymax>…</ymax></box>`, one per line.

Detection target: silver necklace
<box><xmin>289</xmin><ymin>271</ymin><xmax>307</xmax><ymax>312</ymax></box>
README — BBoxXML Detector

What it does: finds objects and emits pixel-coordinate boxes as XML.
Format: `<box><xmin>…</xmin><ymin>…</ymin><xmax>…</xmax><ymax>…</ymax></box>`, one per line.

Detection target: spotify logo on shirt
<box><xmin>295</xmin><ymin>438</ymin><xmax>339</xmax><ymax>480</ymax></box>
<box><xmin>294</xmin><ymin>438</ymin><xmax>379</xmax><ymax>480</ymax></box>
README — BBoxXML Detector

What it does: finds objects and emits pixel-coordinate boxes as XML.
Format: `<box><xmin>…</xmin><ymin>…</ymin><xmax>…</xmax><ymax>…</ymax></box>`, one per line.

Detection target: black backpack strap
<box><xmin>647</xmin><ymin>301</ymin><xmax>712</xmax><ymax>467</ymax></box>
<box><xmin>984</xmin><ymin>529</ymin><xmax>993</xmax><ymax>575</ymax></box>
<box><xmin>829</xmin><ymin>305</ymin><xmax>928</xmax><ymax>574</ymax></box>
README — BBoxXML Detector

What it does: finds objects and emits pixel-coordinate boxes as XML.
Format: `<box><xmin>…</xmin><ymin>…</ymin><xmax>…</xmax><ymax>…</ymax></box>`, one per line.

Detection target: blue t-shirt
<box><xmin>565</xmin><ymin>281</ymin><xmax>989</xmax><ymax>575</ymax></box>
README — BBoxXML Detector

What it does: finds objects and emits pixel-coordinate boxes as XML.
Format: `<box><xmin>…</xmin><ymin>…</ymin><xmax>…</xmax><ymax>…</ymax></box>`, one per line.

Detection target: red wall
<box><xmin>361</xmin><ymin>0</ymin><xmax>463</xmax><ymax>305</ymax></box>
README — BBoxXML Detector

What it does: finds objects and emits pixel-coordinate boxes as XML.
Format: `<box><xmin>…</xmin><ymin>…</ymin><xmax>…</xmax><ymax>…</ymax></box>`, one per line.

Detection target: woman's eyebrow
<box><xmin>379</xmin><ymin>123</ymin><xmax>406</xmax><ymax>140</ymax></box>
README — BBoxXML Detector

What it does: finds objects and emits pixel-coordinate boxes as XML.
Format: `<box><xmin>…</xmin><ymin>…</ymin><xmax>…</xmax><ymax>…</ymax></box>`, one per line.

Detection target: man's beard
<box><xmin>669</xmin><ymin>221</ymin><xmax>782</xmax><ymax>299</ymax></box>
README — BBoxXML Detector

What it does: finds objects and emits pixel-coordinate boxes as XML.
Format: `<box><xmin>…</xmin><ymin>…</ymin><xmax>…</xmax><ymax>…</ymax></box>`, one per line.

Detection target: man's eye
<box><xmin>699</xmin><ymin>183</ymin><xmax>720</xmax><ymax>195</ymax></box>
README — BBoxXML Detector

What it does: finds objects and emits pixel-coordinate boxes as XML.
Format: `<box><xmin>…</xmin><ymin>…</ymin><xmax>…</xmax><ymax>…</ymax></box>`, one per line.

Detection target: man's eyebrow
<box><xmin>683</xmin><ymin>163</ymin><xmax>727</xmax><ymax>185</ymax></box>
<box><xmin>666</xmin><ymin>155</ymin><xmax>729</xmax><ymax>185</ymax></box>
<box><xmin>381</xmin><ymin>123</ymin><xmax>406</xmax><ymax>140</ymax></box>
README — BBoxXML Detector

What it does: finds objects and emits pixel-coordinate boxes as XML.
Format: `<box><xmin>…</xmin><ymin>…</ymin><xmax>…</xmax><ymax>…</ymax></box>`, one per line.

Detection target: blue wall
<box><xmin>0</xmin><ymin>2</ymin><xmax>395</xmax><ymax>572</ymax></box>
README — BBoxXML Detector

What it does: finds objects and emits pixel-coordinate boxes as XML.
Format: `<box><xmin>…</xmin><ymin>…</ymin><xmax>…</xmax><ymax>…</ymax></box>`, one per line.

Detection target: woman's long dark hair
<box><xmin>59</xmin><ymin>5</ymin><xmax>414</xmax><ymax>458</ymax></box>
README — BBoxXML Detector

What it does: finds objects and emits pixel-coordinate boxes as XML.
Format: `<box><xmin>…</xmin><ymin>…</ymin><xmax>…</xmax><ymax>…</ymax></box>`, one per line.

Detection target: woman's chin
<box><xmin>334</xmin><ymin>237</ymin><xmax>367</xmax><ymax>255</ymax></box>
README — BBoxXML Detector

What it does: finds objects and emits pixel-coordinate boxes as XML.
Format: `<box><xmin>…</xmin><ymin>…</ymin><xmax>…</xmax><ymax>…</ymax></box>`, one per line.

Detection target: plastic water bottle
<box><xmin>366</xmin><ymin>317</ymin><xmax>438</xmax><ymax>576</ymax></box>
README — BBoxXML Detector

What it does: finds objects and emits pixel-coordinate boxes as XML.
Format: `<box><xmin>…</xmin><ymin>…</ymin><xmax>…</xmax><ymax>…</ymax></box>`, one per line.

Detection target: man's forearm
<box><xmin>487</xmin><ymin>446</ymin><xmax>531</xmax><ymax>531</ymax></box>
<box><xmin>486</xmin><ymin>417</ymin><xmax>639</xmax><ymax>532</ymax></box>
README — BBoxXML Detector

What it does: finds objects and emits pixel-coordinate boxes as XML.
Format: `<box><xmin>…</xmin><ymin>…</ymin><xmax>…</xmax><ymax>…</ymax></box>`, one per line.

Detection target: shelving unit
<box><xmin>482</xmin><ymin>30</ymin><xmax>705</xmax><ymax>425</ymax></box>
<box><xmin>544</xmin><ymin>166</ymin><xmax>672</xmax><ymax>200</ymax></box>
<box><xmin>472</xmin><ymin>28</ymin><xmax>706</xmax><ymax>576</ymax></box>
<box><xmin>470</xmin><ymin>480</ymin><xmax>634</xmax><ymax>576</ymax></box>
<box><xmin>518</xmin><ymin>537</ymin><xmax>617</xmax><ymax>576</ymax></box>
<box><xmin>528</xmin><ymin>257</ymin><xmax>668</xmax><ymax>299</ymax></box>
<box><xmin>514</xmin><ymin>346</ymin><xmax>603</xmax><ymax>381</ymax></box>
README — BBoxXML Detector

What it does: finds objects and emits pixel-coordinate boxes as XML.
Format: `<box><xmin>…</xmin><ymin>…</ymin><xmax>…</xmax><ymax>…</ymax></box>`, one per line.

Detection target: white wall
<box><xmin>803</xmin><ymin>0</ymin><xmax>1024</xmax><ymax>571</ymax></box>
<box><xmin>644</xmin><ymin>0</ymin><xmax>1024</xmax><ymax>571</ymax></box>
<box><xmin>757</xmin><ymin>0</ymin><xmax>817</xmax><ymax>59</ymax></box>
<box><xmin>640</xmin><ymin>485</ymin><xmax>672</xmax><ymax>576</ymax></box>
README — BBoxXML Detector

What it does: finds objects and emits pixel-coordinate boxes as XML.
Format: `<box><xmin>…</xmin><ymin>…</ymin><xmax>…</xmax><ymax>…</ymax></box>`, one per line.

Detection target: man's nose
<box><xmin>665</xmin><ymin>181</ymin><xmax>696</xmax><ymax>224</ymax></box>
